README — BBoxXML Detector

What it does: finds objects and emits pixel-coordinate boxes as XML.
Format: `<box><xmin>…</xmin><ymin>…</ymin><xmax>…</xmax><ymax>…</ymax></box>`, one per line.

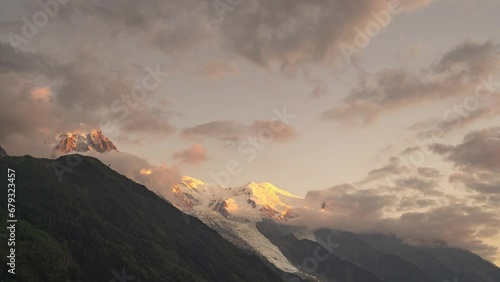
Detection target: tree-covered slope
<box><xmin>0</xmin><ymin>155</ymin><xmax>282</xmax><ymax>282</ymax></box>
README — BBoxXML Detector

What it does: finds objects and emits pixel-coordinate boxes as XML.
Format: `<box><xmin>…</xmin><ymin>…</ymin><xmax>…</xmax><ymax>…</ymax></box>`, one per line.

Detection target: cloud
<box><xmin>0</xmin><ymin>43</ymin><xmax>87</xmax><ymax>153</ymax></box>
<box><xmin>291</xmin><ymin>183</ymin><xmax>500</xmax><ymax>262</ymax></box>
<box><xmin>86</xmin><ymin>151</ymin><xmax>182</xmax><ymax>199</ymax></box>
<box><xmin>286</xmin><ymin>153</ymin><xmax>500</xmax><ymax>262</ymax></box>
<box><xmin>118</xmin><ymin>106</ymin><xmax>177</xmax><ymax>137</ymax></box>
<box><xmin>322</xmin><ymin>41</ymin><xmax>500</xmax><ymax>126</ymax></box>
<box><xmin>30</xmin><ymin>87</ymin><xmax>52</xmax><ymax>102</ymax></box>
<box><xmin>391</xmin><ymin>205</ymin><xmax>500</xmax><ymax>258</ymax></box>
<box><xmin>432</xmin><ymin>127</ymin><xmax>500</xmax><ymax>171</ymax></box>
<box><xmin>430</xmin><ymin>127</ymin><xmax>500</xmax><ymax>198</ymax></box>
<box><xmin>306</xmin><ymin>80</ymin><xmax>327</xmax><ymax>101</ymax></box>
<box><xmin>305</xmin><ymin>185</ymin><xmax>396</xmax><ymax>219</ymax></box>
<box><xmin>397</xmin><ymin>41</ymin><xmax>425</xmax><ymax>62</ymax></box>
<box><xmin>217</xmin><ymin>0</ymin><xmax>435</xmax><ymax>66</ymax></box>
<box><xmin>21</xmin><ymin>0</ymin><xmax>436</xmax><ymax>68</ymax></box>
<box><xmin>408</xmin><ymin>75</ymin><xmax>500</xmax><ymax>139</ymax></box>
<box><xmin>359</xmin><ymin>157</ymin><xmax>409</xmax><ymax>184</ymax></box>
<box><xmin>0</xmin><ymin>41</ymin><xmax>45</xmax><ymax>73</ymax></box>
<box><xmin>398</xmin><ymin>197</ymin><xmax>435</xmax><ymax>210</ymax></box>
<box><xmin>412</xmin><ymin>106</ymin><xmax>500</xmax><ymax>139</ymax></box>
<box><xmin>172</xmin><ymin>144</ymin><xmax>209</xmax><ymax>165</ymax></box>
<box><xmin>417</xmin><ymin>167</ymin><xmax>441</xmax><ymax>178</ymax></box>
<box><xmin>428</xmin><ymin>143</ymin><xmax>454</xmax><ymax>155</ymax></box>
<box><xmin>194</xmin><ymin>61</ymin><xmax>239</xmax><ymax>78</ymax></box>
<box><xmin>395</xmin><ymin>177</ymin><xmax>442</xmax><ymax>196</ymax></box>
<box><xmin>179</xmin><ymin>121</ymin><xmax>247</xmax><ymax>141</ymax></box>
<box><xmin>179</xmin><ymin>119</ymin><xmax>297</xmax><ymax>144</ymax></box>
<box><xmin>0</xmin><ymin>40</ymin><xmax>177</xmax><ymax>155</ymax></box>
<box><xmin>54</xmin><ymin>0</ymin><xmax>213</xmax><ymax>56</ymax></box>
<box><xmin>401</xmin><ymin>146</ymin><xmax>421</xmax><ymax>155</ymax></box>
<box><xmin>435</xmin><ymin>40</ymin><xmax>499</xmax><ymax>75</ymax></box>
<box><xmin>248</xmin><ymin>120</ymin><xmax>298</xmax><ymax>143</ymax></box>
<box><xmin>450</xmin><ymin>173</ymin><xmax>500</xmax><ymax>195</ymax></box>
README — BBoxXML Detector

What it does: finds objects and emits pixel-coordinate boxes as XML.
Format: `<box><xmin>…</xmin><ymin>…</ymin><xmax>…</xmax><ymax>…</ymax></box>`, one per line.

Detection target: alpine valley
<box><xmin>1</xmin><ymin>152</ymin><xmax>499</xmax><ymax>282</ymax></box>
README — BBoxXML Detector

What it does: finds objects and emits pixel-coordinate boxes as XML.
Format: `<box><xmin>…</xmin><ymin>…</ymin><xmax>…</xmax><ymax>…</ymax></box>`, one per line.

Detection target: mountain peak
<box><xmin>181</xmin><ymin>176</ymin><xmax>206</xmax><ymax>188</ymax></box>
<box><xmin>169</xmin><ymin>178</ymin><xmax>302</xmax><ymax>222</ymax></box>
<box><xmin>55</xmin><ymin>129</ymin><xmax>117</xmax><ymax>154</ymax></box>
<box><xmin>246</xmin><ymin>182</ymin><xmax>301</xmax><ymax>199</ymax></box>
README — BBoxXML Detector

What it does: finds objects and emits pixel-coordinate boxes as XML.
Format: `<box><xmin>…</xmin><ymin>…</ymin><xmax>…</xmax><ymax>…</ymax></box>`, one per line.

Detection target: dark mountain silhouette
<box><xmin>359</xmin><ymin>233</ymin><xmax>500</xmax><ymax>282</ymax></box>
<box><xmin>1</xmin><ymin>153</ymin><xmax>498</xmax><ymax>282</ymax></box>
<box><xmin>0</xmin><ymin>155</ymin><xmax>282</xmax><ymax>282</ymax></box>
<box><xmin>257</xmin><ymin>219</ymin><xmax>383</xmax><ymax>282</ymax></box>
<box><xmin>314</xmin><ymin>229</ymin><xmax>434</xmax><ymax>282</ymax></box>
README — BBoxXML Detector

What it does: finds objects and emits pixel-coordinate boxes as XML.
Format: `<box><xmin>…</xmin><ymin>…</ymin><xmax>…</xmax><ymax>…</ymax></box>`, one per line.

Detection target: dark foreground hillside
<box><xmin>0</xmin><ymin>155</ymin><xmax>282</xmax><ymax>282</ymax></box>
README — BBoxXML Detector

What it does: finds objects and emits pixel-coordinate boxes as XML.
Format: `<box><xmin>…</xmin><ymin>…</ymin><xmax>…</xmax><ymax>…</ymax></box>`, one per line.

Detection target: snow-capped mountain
<box><xmin>167</xmin><ymin>176</ymin><xmax>307</xmax><ymax>274</ymax></box>
<box><xmin>171</xmin><ymin>176</ymin><xmax>303</xmax><ymax>221</ymax></box>
<box><xmin>55</xmin><ymin>129</ymin><xmax>117</xmax><ymax>154</ymax></box>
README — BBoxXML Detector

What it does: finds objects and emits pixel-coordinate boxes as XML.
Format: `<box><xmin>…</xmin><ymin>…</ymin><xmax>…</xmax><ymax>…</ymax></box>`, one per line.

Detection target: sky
<box><xmin>1</xmin><ymin>0</ymin><xmax>500</xmax><ymax>265</ymax></box>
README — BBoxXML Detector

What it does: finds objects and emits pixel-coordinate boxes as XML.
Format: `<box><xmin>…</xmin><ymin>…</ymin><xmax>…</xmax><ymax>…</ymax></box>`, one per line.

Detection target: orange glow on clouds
<box><xmin>140</xmin><ymin>169</ymin><xmax>153</xmax><ymax>175</ymax></box>
<box><xmin>31</xmin><ymin>87</ymin><xmax>51</xmax><ymax>102</ymax></box>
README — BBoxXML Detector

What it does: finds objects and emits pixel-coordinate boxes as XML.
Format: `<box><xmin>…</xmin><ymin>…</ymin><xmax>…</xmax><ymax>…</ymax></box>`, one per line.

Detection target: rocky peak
<box><xmin>55</xmin><ymin>129</ymin><xmax>117</xmax><ymax>154</ymax></box>
<box><xmin>87</xmin><ymin>129</ymin><xmax>117</xmax><ymax>153</ymax></box>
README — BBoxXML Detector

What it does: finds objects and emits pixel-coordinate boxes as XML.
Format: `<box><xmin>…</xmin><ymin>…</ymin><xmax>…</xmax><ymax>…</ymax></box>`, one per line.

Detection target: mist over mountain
<box><xmin>256</xmin><ymin>220</ymin><xmax>500</xmax><ymax>282</ymax></box>
<box><xmin>2</xmin><ymin>0</ymin><xmax>500</xmax><ymax>277</ymax></box>
<box><xmin>1</xmin><ymin>152</ymin><xmax>499</xmax><ymax>281</ymax></box>
<box><xmin>154</xmin><ymin>172</ymin><xmax>500</xmax><ymax>281</ymax></box>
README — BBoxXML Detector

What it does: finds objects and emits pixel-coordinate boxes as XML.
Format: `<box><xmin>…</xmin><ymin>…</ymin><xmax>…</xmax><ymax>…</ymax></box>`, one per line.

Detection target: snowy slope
<box><xmin>167</xmin><ymin>176</ymin><xmax>306</xmax><ymax>273</ymax></box>
<box><xmin>172</xmin><ymin>176</ymin><xmax>303</xmax><ymax>221</ymax></box>
<box><xmin>197</xmin><ymin>210</ymin><xmax>300</xmax><ymax>273</ymax></box>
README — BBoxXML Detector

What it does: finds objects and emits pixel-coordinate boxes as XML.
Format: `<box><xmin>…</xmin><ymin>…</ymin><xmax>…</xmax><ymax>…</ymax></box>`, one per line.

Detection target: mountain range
<box><xmin>0</xmin><ymin>153</ymin><xmax>499</xmax><ymax>281</ymax></box>
<box><xmin>54</xmin><ymin>129</ymin><xmax>117</xmax><ymax>154</ymax></box>
<box><xmin>164</xmin><ymin>174</ymin><xmax>500</xmax><ymax>282</ymax></box>
<box><xmin>0</xmin><ymin>155</ymin><xmax>284</xmax><ymax>282</ymax></box>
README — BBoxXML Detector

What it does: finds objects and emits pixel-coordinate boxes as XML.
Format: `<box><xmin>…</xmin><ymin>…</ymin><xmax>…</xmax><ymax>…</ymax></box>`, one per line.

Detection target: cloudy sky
<box><xmin>1</xmin><ymin>0</ymin><xmax>500</xmax><ymax>265</ymax></box>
